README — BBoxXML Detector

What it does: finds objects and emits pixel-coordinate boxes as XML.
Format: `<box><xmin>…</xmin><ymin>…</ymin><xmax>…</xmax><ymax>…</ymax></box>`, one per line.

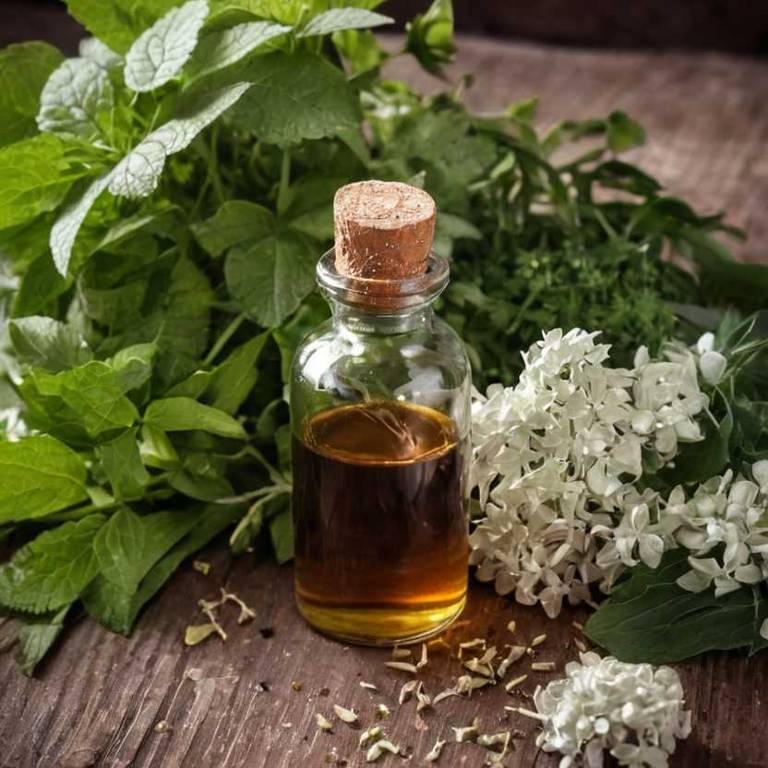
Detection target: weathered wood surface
<box><xmin>2</xmin><ymin>39</ymin><xmax>768</xmax><ymax>768</ymax></box>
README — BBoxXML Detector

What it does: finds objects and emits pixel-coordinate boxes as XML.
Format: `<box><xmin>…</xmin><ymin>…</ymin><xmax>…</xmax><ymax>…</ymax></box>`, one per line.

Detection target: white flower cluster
<box><xmin>662</xmin><ymin>462</ymin><xmax>768</xmax><ymax>632</ymax></box>
<box><xmin>469</xmin><ymin>328</ymin><xmax>710</xmax><ymax>616</ymax></box>
<box><xmin>0</xmin><ymin>406</ymin><xmax>25</xmax><ymax>441</ymax></box>
<box><xmin>532</xmin><ymin>652</ymin><xmax>691</xmax><ymax>768</ymax></box>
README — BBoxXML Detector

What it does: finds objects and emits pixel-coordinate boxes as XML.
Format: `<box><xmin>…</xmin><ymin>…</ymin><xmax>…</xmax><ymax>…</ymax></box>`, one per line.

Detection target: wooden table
<box><xmin>2</xmin><ymin>39</ymin><xmax>768</xmax><ymax>768</ymax></box>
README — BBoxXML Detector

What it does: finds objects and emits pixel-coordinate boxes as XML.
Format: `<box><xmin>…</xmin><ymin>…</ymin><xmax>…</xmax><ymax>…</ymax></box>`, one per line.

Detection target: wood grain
<box><xmin>2</xmin><ymin>38</ymin><xmax>768</xmax><ymax>768</ymax></box>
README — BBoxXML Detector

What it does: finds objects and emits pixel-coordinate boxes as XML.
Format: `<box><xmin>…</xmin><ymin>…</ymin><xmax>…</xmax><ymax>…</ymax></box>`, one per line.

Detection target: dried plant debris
<box><xmin>416</xmin><ymin>643</ymin><xmax>429</xmax><ymax>669</ymax></box>
<box><xmin>505</xmin><ymin>674</ymin><xmax>528</xmax><ymax>693</ymax></box>
<box><xmin>184</xmin><ymin>623</ymin><xmax>219</xmax><ymax>646</ymax></box>
<box><xmin>192</xmin><ymin>560</ymin><xmax>211</xmax><ymax>575</ymax></box>
<box><xmin>375</xmin><ymin>703</ymin><xmax>391</xmax><ymax>719</ymax></box>
<box><xmin>425</xmin><ymin>738</ymin><xmax>446</xmax><ymax>762</ymax></box>
<box><xmin>384</xmin><ymin>661</ymin><xmax>418</xmax><ymax>674</ymax></box>
<box><xmin>497</xmin><ymin>646</ymin><xmax>527</xmax><ymax>678</ymax></box>
<box><xmin>366</xmin><ymin>739</ymin><xmax>402</xmax><ymax>762</ymax></box>
<box><xmin>530</xmin><ymin>634</ymin><xmax>547</xmax><ymax>648</ymax></box>
<box><xmin>359</xmin><ymin>681</ymin><xmax>378</xmax><ymax>692</ymax></box>
<box><xmin>506</xmin><ymin>620</ymin><xmax>516</xmax><ymax>633</ymax></box>
<box><xmin>333</xmin><ymin>704</ymin><xmax>359</xmax><ymax>724</ymax></box>
<box><xmin>457</xmin><ymin>638</ymin><xmax>486</xmax><ymax>659</ymax></box>
<box><xmin>316</xmin><ymin>713</ymin><xmax>334</xmax><ymax>731</ymax></box>
<box><xmin>359</xmin><ymin>726</ymin><xmax>383</xmax><ymax>748</ymax></box>
<box><xmin>414</xmin><ymin>682</ymin><xmax>432</xmax><ymax>712</ymax></box>
<box><xmin>391</xmin><ymin>647</ymin><xmax>412</xmax><ymax>660</ymax></box>
<box><xmin>530</xmin><ymin>661</ymin><xmax>556</xmax><ymax>672</ymax></box>
<box><xmin>452</xmin><ymin>724</ymin><xmax>479</xmax><ymax>743</ymax></box>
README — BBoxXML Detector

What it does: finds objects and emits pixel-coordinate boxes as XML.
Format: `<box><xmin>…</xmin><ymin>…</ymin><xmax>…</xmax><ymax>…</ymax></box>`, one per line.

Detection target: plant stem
<box><xmin>202</xmin><ymin>313</ymin><xmax>247</xmax><ymax>367</ymax></box>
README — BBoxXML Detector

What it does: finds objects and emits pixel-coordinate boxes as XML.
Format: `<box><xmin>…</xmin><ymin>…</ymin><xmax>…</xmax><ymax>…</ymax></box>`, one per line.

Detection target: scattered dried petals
<box><xmin>366</xmin><ymin>739</ymin><xmax>401</xmax><ymax>762</ymax></box>
<box><xmin>399</xmin><ymin>680</ymin><xmax>419</xmax><ymax>705</ymax></box>
<box><xmin>425</xmin><ymin>738</ymin><xmax>446</xmax><ymax>762</ymax></box>
<box><xmin>184</xmin><ymin>623</ymin><xmax>219</xmax><ymax>646</ymax></box>
<box><xmin>375</xmin><ymin>703</ymin><xmax>391</xmax><ymax>719</ymax></box>
<box><xmin>452</xmin><ymin>725</ymin><xmax>478</xmax><ymax>743</ymax></box>
<box><xmin>384</xmin><ymin>661</ymin><xmax>418</xmax><ymax>674</ymax></box>
<box><xmin>497</xmin><ymin>646</ymin><xmax>527</xmax><ymax>678</ymax></box>
<box><xmin>359</xmin><ymin>681</ymin><xmax>378</xmax><ymax>692</ymax></box>
<box><xmin>391</xmin><ymin>647</ymin><xmax>412</xmax><ymax>659</ymax></box>
<box><xmin>507</xmin><ymin>620</ymin><xmax>516</xmax><ymax>633</ymax></box>
<box><xmin>192</xmin><ymin>560</ymin><xmax>211</xmax><ymax>575</ymax></box>
<box><xmin>505</xmin><ymin>674</ymin><xmax>528</xmax><ymax>692</ymax></box>
<box><xmin>316</xmin><ymin>713</ymin><xmax>333</xmax><ymax>731</ymax></box>
<box><xmin>333</xmin><ymin>704</ymin><xmax>358</xmax><ymax>724</ymax></box>
<box><xmin>531</xmin><ymin>661</ymin><xmax>556</xmax><ymax>672</ymax></box>
<box><xmin>416</xmin><ymin>643</ymin><xmax>428</xmax><ymax>669</ymax></box>
<box><xmin>359</xmin><ymin>726</ymin><xmax>382</xmax><ymax>748</ymax></box>
<box><xmin>530</xmin><ymin>634</ymin><xmax>547</xmax><ymax>647</ymax></box>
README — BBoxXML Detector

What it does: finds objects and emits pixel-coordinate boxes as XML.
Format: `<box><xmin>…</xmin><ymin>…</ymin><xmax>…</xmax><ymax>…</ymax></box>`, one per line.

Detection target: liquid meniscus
<box><xmin>292</xmin><ymin>400</ymin><xmax>469</xmax><ymax>645</ymax></box>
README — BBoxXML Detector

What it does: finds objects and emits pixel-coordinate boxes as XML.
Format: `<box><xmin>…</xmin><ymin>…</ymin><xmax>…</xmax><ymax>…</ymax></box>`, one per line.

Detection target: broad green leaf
<box><xmin>269</xmin><ymin>502</ymin><xmax>293</xmax><ymax>563</ymax></box>
<box><xmin>0</xmin><ymin>514</ymin><xmax>105</xmax><ymax>613</ymax></box>
<box><xmin>65</xmin><ymin>0</ymin><xmax>183</xmax><ymax>55</ymax></box>
<box><xmin>107</xmin><ymin>343</ymin><xmax>157</xmax><ymax>392</ymax></box>
<box><xmin>187</xmin><ymin>21</ymin><xmax>290</xmax><ymax>82</ymax></box>
<box><xmin>0</xmin><ymin>134</ymin><xmax>76</xmax><ymax>232</ymax></box>
<box><xmin>230</xmin><ymin>51</ymin><xmax>360</xmax><ymax>145</ymax></box>
<box><xmin>191</xmin><ymin>200</ymin><xmax>273</xmax><ymax>257</ymax></box>
<box><xmin>405</xmin><ymin>0</ymin><xmax>455</xmax><ymax>76</ymax></box>
<box><xmin>166</xmin><ymin>370</ymin><xmax>213</xmax><ymax>399</ymax></box>
<box><xmin>0</xmin><ymin>435</ymin><xmax>88</xmax><ymax>523</ymax></box>
<box><xmin>169</xmin><ymin>470</ymin><xmax>233</xmax><ymax>500</ymax></box>
<box><xmin>9</xmin><ymin>316</ymin><xmax>92</xmax><ymax>372</ymax></box>
<box><xmin>16</xmin><ymin>604</ymin><xmax>70</xmax><ymax>676</ymax></box>
<box><xmin>108</xmin><ymin>82</ymin><xmax>251</xmax><ymax>198</ymax></box>
<box><xmin>585</xmin><ymin>550</ymin><xmax>768</xmax><ymax>663</ymax></box>
<box><xmin>12</xmin><ymin>254</ymin><xmax>71</xmax><ymax>317</ymax></box>
<box><xmin>332</xmin><ymin>28</ymin><xmax>383</xmax><ymax>75</ymax></box>
<box><xmin>282</xmin><ymin>176</ymin><xmax>348</xmax><ymax>240</ymax></box>
<box><xmin>225</xmin><ymin>228</ymin><xmax>317</xmax><ymax>327</ymax></box>
<box><xmin>79</xmin><ymin>37</ymin><xmax>123</xmax><ymax>69</ymax></box>
<box><xmin>140</xmin><ymin>423</ymin><xmax>181</xmax><ymax>468</ymax></box>
<box><xmin>36</xmin><ymin>57</ymin><xmax>113</xmax><ymax>139</ymax></box>
<box><xmin>144</xmin><ymin>397</ymin><xmax>247</xmax><ymax>438</ymax></box>
<box><xmin>99</xmin><ymin>429</ymin><xmax>150</xmax><ymax>499</ymax></box>
<box><xmin>124</xmin><ymin>0</ymin><xmax>209</xmax><ymax>92</ymax></box>
<box><xmin>207</xmin><ymin>332</ymin><xmax>269</xmax><ymax>414</ymax></box>
<box><xmin>50</xmin><ymin>172</ymin><xmax>112</xmax><ymax>276</ymax></box>
<box><xmin>0</xmin><ymin>42</ymin><xmax>64</xmax><ymax>146</ymax></box>
<box><xmin>606</xmin><ymin>111</ymin><xmax>646</xmax><ymax>153</ymax></box>
<box><xmin>83</xmin><ymin>504</ymin><xmax>240</xmax><ymax>634</ymax></box>
<box><xmin>298</xmin><ymin>8</ymin><xmax>392</xmax><ymax>37</ymax></box>
<box><xmin>20</xmin><ymin>361</ymin><xmax>139</xmax><ymax>445</ymax></box>
<box><xmin>93</xmin><ymin>506</ymin><xmax>198</xmax><ymax>592</ymax></box>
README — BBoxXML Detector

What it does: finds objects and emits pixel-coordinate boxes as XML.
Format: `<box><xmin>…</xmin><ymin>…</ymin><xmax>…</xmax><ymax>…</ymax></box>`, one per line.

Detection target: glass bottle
<box><xmin>290</xmin><ymin>181</ymin><xmax>472</xmax><ymax>646</ymax></box>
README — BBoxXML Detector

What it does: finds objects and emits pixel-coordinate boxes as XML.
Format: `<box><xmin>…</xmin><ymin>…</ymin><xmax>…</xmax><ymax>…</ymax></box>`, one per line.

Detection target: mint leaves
<box><xmin>0</xmin><ymin>436</ymin><xmax>88</xmax><ymax>523</ymax></box>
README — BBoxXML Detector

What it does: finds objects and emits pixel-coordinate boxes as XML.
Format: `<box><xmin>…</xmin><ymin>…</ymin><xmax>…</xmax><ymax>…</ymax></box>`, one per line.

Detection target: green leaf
<box><xmin>124</xmin><ymin>0</ymin><xmax>209</xmax><ymax>92</ymax></box>
<box><xmin>225</xmin><ymin>228</ymin><xmax>317</xmax><ymax>327</ymax></box>
<box><xmin>606</xmin><ymin>111</ymin><xmax>646</xmax><ymax>153</ymax></box>
<box><xmin>169</xmin><ymin>470</ymin><xmax>233</xmax><ymax>500</ymax></box>
<box><xmin>0</xmin><ymin>435</ymin><xmax>88</xmax><ymax>523</ymax></box>
<box><xmin>93</xmin><ymin>506</ymin><xmax>199</xmax><ymax>593</ymax></box>
<box><xmin>37</xmin><ymin>57</ymin><xmax>113</xmax><ymax>139</ymax></box>
<box><xmin>269</xmin><ymin>502</ymin><xmax>293</xmax><ymax>564</ymax></box>
<box><xmin>12</xmin><ymin>254</ymin><xmax>71</xmax><ymax>317</ymax></box>
<box><xmin>108</xmin><ymin>82</ymin><xmax>251</xmax><ymax>198</ymax></box>
<box><xmin>9</xmin><ymin>316</ymin><xmax>92</xmax><ymax>372</ymax></box>
<box><xmin>0</xmin><ymin>42</ymin><xmax>64</xmax><ymax>147</ymax></box>
<box><xmin>107</xmin><ymin>343</ymin><xmax>157</xmax><ymax>392</ymax></box>
<box><xmin>144</xmin><ymin>397</ymin><xmax>247</xmax><ymax>438</ymax></box>
<box><xmin>0</xmin><ymin>514</ymin><xmax>105</xmax><ymax>613</ymax></box>
<box><xmin>16</xmin><ymin>604</ymin><xmax>71</xmax><ymax>676</ymax></box>
<box><xmin>79</xmin><ymin>37</ymin><xmax>123</xmax><ymax>70</ymax></box>
<box><xmin>65</xmin><ymin>0</ymin><xmax>183</xmax><ymax>55</ymax></box>
<box><xmin>83</xmin><ymin>504</ymin><xmax>240</xmax><ymax>634</ymax></box>
<box><xmin>332</xmin><ymin>29</ymin><xmax>384</xmax><ymax>75</ymax></box>
<box><xmin>99</xmin><ymin>429</ymin><xmax>150</xmax><ymax>500</ymax></box>
<box><xmin>207</xmin><ymin>332</ymin><xmax>269</xmax><ymax>414</ymax></box>
<box><xmin>0</xmin><ymin>134</ymin><xmax>77</xmax><ymax>232</ymax></box>
<box><xmin>298</xmin><ymin>8</ymin><xmax>392</xmax><ymax>37</ymax></box>
<box><xmin>405</xmin><ymin>0</ymin><xmax>455</xmax><ymax>76</ymax></box>
<box><xmin>20</xmin><ymin>361</ymin><xmax>139</xmax><ymax>445</ymax></box>
<box><xmin>192</xmin><ymin>200</ymin><xmax>274</xmax><ymax>257</ymax></box>
<box><xmin>187</xmin><ymin>20</ymin><xmax>290</xmax><ymax>82</ymax></box>
<box><xmin>230</xmin><ymin>51</ymin><xmax>361</xmax><ymax>145</ymax></box>
<box><xmin>140</xmin><ymin>423</ymin><xmax>181</xmax><ymax>469</ymax></box>
<box><xmin>585</xmin><ymin>550</ymin><xmax>768</xmax><ymax>663</ymax></box>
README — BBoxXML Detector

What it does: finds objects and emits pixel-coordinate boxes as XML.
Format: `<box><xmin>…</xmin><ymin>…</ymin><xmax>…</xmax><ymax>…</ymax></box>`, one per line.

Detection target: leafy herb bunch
<box><xmin>0</xmin><ymin>0</ymin><xmax>765</xmax><ymax>674</ymax></box>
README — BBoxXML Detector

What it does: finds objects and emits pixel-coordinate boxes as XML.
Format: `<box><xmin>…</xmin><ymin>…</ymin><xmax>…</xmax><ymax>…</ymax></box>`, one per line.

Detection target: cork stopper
<box><xmin>333</xmin><ymin>180</ymin><xmax>436</xmax><ymax>280</ymax></box>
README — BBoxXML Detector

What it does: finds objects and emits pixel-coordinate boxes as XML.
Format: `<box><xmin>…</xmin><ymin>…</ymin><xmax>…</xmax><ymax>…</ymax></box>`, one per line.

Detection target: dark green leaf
<box><xmin>83</xmin><ymin>504</ymin><xmax>241</xmax><ymax>634</ymax></box>
<box><xmin>230</xmin><ymin>51</ymin><xmax>361</xmax><ymax>145</ymax></box>
<box><xmin>0</xmin><ymin>42</ymin><xmax>64</xmax><ymax>147</ymax></box>
<box><xmin>0</xmin><ymin>435</ymin><xmax>88</xmax><ymax>523</ymax></box>
<box><xmin>207</xmin><ymin>332</ymin><xmax>270</xmax><ymax>414</ymax></box>
<box><xmin>0</xmin><ymin>514</ymin><xmax>105</xmax><ymax>613</ymax></box>
<box><xmin>404</xmin><ymin>0</ymin><xmax>455</xmax><ymax>76</ymax></box>
<box><xmin>606</xmin><ymin>111</ymin><xmax>646</xmax><ymax>153</ymax></box>
<box><xmin>16</xmin><ymin>604</ymin><xmax>70</xmax><ymax>676</ymax></box>
<box><xmin>12</xmin><ymin>253</ymin><xmax>71</xmax><ymax>317</ymax></box>
<box><xmin>93</xmin><ymin>506</ymin><xmax>199</xmax><ymax>593</ymax></box>
<box><xmin>144</xmin><ymin>397</ymin><xmax>247</xmax><ymax>439</ymax></box>
<box><xmin>20</xmin><ymin>361</ymin><xmax>139</xmax><ymax>445</ymax></box>
<box><xmin>192</xmin><ymin>200</ymin><xmax>274</xmax><ymax>258</ymax></box>
<box><xmin>169</xmin><ymin>470</ymin><xmax>233</xmax><ymax>501</ymax></box>
<box><xmin>585</xmin><ymin>550</ymin><xmax>768</xmax><ymax>663</ymax></box>
<box><xmin>269</xmin><ymin>502</ymin><xmax>293</xmax><ymax>564</ymax></box>
<box><xmin>225</xmin><ymin>228</ymin><xmax>318</xmax><ymax>327</ymax></box>
<box><xmin>98</xmin><ymin>429</ymin><xmax>150</xmax><ymax>500</ymax></box>
<box><xmin>9</xmin><ymin>316</ymin><xmax>92</xmax><ymax>372</ymax></box>
<box><xmin>107</xmin><ymin>343</ymin><xmax>157</xmax><ymax>393</ymax></box>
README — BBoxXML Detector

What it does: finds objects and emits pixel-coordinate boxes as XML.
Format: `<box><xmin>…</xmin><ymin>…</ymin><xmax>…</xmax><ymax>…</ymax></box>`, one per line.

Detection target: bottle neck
<box><xmin>329</xmin><ymin>299</ymin><xmax>435</xmax><ymax>336</ymax></box>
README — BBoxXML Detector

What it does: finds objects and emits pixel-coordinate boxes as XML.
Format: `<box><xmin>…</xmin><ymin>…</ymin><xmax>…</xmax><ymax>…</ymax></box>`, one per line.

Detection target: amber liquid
<box><xmin>292</xmin><ymin>400</ymin><xmax>468</xmax><ymax>645</ymax></box>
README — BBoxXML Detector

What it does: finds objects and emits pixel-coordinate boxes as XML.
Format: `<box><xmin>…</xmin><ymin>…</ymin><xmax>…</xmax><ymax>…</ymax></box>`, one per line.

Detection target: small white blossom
<box><xmin>470</xmin><ymin>329</ymin><xmax>710</xmax><ymax>615</ymax></box>
<box><xmin>530</xmin><ymin>652</ymin><xmax>691</xmax><ymax>768</ymax></box>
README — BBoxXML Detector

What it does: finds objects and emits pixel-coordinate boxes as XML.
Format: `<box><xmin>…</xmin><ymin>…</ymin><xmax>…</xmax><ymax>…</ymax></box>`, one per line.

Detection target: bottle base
<box><xmin>295</xmin><ymin>594</ymin><xmax>467</xmax><ymax>647</ymax></box>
